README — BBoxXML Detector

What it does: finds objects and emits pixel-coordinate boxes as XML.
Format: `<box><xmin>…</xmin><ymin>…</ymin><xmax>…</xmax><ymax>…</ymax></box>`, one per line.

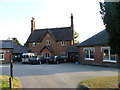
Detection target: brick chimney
<box><xmin>71</xmin><ymin>13</ymin><xmax>74</xmax><ymax>45</ymax></box>
<box><xmin>31</xmin><ymin>17</ymin><xmax>35</xmax><ymax>33</ymax></box>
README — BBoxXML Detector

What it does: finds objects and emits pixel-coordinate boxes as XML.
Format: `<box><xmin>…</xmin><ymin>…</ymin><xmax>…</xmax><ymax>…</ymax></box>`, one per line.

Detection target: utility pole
<box><xmin>9</xmin><ymin>54</ymin><xmax>13</xmax><ymax>89</ymax></box>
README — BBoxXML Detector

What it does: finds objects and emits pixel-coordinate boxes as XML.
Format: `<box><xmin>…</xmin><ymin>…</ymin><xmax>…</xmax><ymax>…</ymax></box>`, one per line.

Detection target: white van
<box><xmin>22</xmin><ymin>53</ymin><xmax>35</xmax><ymax>64</ymax></box>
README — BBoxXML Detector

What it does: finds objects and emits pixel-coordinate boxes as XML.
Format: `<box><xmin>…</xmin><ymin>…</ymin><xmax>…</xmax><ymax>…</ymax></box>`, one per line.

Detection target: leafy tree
<box><xmin>99</xmin><ymin>2</ymin><xmax>120</xmax><ymax>65</ymax></box>
<box><xmin>74</xmin><ymin>31</ymin><xmax>80</xmax><ymax>44</ymax></box>
<box><xmin>24</xmin><ymin>42</ymin><xmax>28</xmax><ymax>46</ymax></box>
<box><xmin>12</xmin><ymin>37</ymin><xmax>22</xmax><ymax>46</ymax></box>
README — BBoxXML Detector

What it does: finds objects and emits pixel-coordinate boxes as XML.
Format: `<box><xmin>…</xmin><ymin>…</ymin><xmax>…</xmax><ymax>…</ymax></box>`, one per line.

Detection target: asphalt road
<box><xmin>1</xmin><ymin>63</ymin><xmax>118</xmax><ymax>88</ymax></box>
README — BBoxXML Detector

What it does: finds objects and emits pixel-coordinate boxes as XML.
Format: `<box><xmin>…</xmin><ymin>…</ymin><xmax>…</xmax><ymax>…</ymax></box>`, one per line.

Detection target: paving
<box><xmin>1</xmin><ymin>63</ymin><xmax>118</xmax><ymax>88</ymax></box>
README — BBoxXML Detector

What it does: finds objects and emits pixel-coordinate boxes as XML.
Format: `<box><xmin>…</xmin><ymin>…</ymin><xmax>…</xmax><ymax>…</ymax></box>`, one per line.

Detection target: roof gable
<box><xmin>26</xmin><ymin>27</ymin><xmax>73</xmax><ymax>43</ymax></box>
<box><xmin>77</xmin><ymin>30</ymin><xmax>108</xmax><ymax>46</ymax></box>
<box><xmin>40</xmin><ymin>31</ymin><xmax>57</xmax><ymax>41</ymax></box>
<box><xmin>40</xmin><ymin>45</ymin><xmax>54</xmax><ymax>53</ymax></box>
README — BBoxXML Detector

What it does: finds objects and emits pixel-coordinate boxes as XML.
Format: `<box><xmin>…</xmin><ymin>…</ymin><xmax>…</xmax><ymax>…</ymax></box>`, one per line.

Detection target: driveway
<box><xmin>1</xmin><ymin>63</ymin><xmax>118</xmax><ymax>88</ymax></box>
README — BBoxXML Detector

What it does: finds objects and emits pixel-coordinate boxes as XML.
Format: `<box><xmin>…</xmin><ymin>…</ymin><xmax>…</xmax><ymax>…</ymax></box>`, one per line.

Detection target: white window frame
<box><xmin>61</xmin><ymin>41</ymin><xmax>66</xmax><ymax>46</ymax></box>
<box><xmin>101</xmin><ymin>47</ymin><xmax>116</xmax><ymax>63</ymax></box>
<box><xmin>32</xmin><ymin>42</ymin><xmax>37</xmax><ymax>47</ymax></box>
<box><xmin>42</xmin><ymin>52</ymin><xmax>50</xmax><ymax>58</ymax></box>
<box><xmin>0</xmin><ymin>53</ymin><xmax>4</xmax><ymax>60</ymax></box>
<box><xmin>46</xmin><ymin>40</ymin><xmax>50</xmax><ymax>45</ymax></box>
<box><xmin>83</xmin><ymin>48</ymin><xmax>95</xmax><ymax>60</ymax></box>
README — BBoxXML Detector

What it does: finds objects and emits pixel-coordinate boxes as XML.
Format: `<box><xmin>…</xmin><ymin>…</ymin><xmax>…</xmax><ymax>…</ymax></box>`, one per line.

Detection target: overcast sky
<box><xmin>0</xmin><ymin>0</ymin><xmax>105</xmax><ymax>45</ymax></box>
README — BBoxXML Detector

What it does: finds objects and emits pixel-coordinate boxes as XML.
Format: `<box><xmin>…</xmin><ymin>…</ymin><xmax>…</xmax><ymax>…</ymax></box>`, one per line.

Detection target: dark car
<box><xmin>47</xmin><ymin>56</ymin><xmax>65</xmax><ymax>64</ymax></box>
<box><xmin>29</xmin><ymin>56</ymin><xmax>47</xmax><ymax>64</ymax></box>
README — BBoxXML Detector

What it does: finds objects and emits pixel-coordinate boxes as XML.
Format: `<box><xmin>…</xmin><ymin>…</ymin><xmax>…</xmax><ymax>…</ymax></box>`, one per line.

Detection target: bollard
<box><xmin>9</xmin><ymin>77</ymin><xmax>12</xmax><ymax>89</ymax></box>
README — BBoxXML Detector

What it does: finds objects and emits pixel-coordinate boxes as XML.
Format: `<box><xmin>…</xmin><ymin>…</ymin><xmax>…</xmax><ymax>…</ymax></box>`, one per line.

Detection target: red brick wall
<box><xmin>0</xmin><ymin>49</ymin><xmax>12</xmax><ymax>62</ymax></box>
<box><xmin>28</xmin><ymin>32</ymin><xmax>71</xmax><ymax>56</ymax></box>
<box><xmin>79</xmin><ymin>46</ymin><xmax>117</xmax><ymax>65</ymax></box>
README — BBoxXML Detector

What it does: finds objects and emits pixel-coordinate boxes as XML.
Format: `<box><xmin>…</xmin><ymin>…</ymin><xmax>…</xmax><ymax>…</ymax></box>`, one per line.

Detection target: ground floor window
<box><xmin>83</xmin><ymin>48</ymin><xmax>94</xmax><ymax>60</ymax></box>
<box><xmin>0</xmin><ymin>52</ymin><xmax>4</xmax><ymax>60</ymax></box>
<box><xmin>101</xmin><ymin>47</ymin><xmax>116</xmax><ymax>62</ymax></box>
<box><xmin>42</xmin><ymin>52</ymin><xmax>50</xmax><ymax>58</ymax></box>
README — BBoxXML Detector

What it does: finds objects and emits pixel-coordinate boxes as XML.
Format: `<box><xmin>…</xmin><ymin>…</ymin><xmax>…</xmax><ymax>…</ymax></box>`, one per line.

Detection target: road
<box><xmin>1</xmin><ymin>63</ymin><xmax>118</xmax><ymax>88</ymax></box>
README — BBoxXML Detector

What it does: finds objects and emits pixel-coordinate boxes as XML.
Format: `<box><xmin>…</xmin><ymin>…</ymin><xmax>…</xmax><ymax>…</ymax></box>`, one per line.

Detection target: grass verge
<box><xmin>79</xmin><ymin>76</ymin><xmax>119</xmax><ymax>88</ymax></box>
<box><xmin>0</xmin><ymin>75</ymin><xmax>21</xmax><ymax>89</ymax></box>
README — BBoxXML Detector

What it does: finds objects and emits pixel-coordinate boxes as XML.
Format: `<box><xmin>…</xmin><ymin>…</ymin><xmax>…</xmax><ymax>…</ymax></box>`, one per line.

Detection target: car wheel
<box><xmin>64</xmin><ymin>59</ymin><xmax>66</xmax><ymax>63</ymax></box>
<box><xmin>39</xmin><ymin>61</ymin><xmax>42</xmax><ymax>64</ymax></box>
<box><xmin>57</xmin><ymin>61</ymin><xmax>59</xmax><ymax>64</ymax></box>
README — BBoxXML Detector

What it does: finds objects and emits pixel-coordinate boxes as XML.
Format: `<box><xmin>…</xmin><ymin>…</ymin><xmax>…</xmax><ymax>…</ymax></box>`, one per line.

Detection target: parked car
<box><xmin>60</xmin><ymin>56</ymin><xmax>68</xmax><ymax>62</ymax></box>
<box><xmin>47</xmin><ymin>56</ymin><xmax>65</xmax><ymax>64</ymax></box>
<box><xmin>29</xmin><ymin>56</ymin><xmax>47</xmax><ymax>64</ymax></box>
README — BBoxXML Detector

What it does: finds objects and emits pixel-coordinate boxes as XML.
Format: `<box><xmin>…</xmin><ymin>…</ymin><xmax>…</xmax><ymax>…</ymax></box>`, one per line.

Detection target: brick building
<box><xmin>0</xmin><ymin>40</ymin><xmax>28</xmax><ymax>62</ymax></box>
<box><xmin>26</xmin><ymin>14</ymin><xmax>75</xmax><ymax>58</ymax></box>
<box><xmin>77</xmin><ymin>30</ymin><xmax>118</xmax><ymax>66</ymax></box>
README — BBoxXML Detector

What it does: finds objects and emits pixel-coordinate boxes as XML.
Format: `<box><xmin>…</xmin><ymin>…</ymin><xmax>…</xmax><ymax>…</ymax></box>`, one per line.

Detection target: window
<box><xmin>42</xmin><ymin>53</ymin><xmax>50</xmax><ymax>58</ymax></box>
<box><xmin>46</xmin><ymin>40</ymin><xmax>50</xmax><ymax>45</ymax></box>
<box><xmin>101</xmin><ymin>47</ymin><xmax>116</xmax><ymax>62</ymax></box>
<box><xmin>84</xmin><ymin>48</ymin><xmax>94</xmax><ymax>60</ymax></box>
<box><xmin>61</xmin><ymin>41</ymin><xmax>66</xmax><ymax>46</ymax></box>
<box><xmin>0</xmin><ymin>52</ymin><xmax>4</xmax><ymax>60</ymax></box>
<box><xmin>32</xmin><ymin>42</ymin><xmax>37</xmax><ymax>47</ymax></box>
<box><xmin>60</xmin><ymin>52</ymin><xmax>67</xmax><ymax>56</ymax></box>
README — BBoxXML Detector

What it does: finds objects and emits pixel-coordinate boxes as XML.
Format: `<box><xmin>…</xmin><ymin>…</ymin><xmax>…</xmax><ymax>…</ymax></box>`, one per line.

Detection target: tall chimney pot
<box><xmin>31</xmin><ymin>17</ymin><xmax>35</xmax><ymax>32</ymax></box>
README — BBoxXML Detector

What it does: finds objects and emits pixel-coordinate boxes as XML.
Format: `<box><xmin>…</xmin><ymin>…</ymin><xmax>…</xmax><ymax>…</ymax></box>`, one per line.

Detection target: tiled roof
<box><xmin>77</xmin><ymin>30</ymin><xmax>108</xmax><ymax>46</ymax></box>
<box><xmin>13</xmin><ymin>44</ymin><xmax>29</xmax><ymax>54</ymax></box>
<box><xmin>26</xmin><ymin>27</ymin><xmax>73</xmax><ymax>43</ymax></box>
<box><xmin>0</xmin><ymin>40</ymin><xmax>13</xmax><ymax>49</ymax></box>
<box><xmin>0</xmin><ymin>40</ymin><xmax>29</xmax><ymax>53</ymax></box>
<box><xmin>66</xmin><ymin>46</ymin><xmax>79</xmax><ymax>53</ymax></box>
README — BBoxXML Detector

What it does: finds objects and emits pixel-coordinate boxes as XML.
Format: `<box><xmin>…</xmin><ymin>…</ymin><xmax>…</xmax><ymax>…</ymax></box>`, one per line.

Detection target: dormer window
<box><xmin>46</xmin><ymin>40</ymin><xmax>50</xmax><ymax>45</ymax></box>
<box><xmin>32</xmin><ymin>42</ymin><xmax>37</xmax><ymax>47</ymax></box>
<box><xmin>61</xmin><ymin>41</ymin><xmax>66</xmax><ymax>46</ymax></box>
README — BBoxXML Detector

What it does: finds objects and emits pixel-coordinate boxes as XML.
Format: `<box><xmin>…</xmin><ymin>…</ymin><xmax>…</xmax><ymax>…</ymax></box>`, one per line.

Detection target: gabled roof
<box><xmin>0</xmin><ymin>40</ymin><xmax>13</xmax><ymax>49</ymax></box>
<box><xmin>26</xmin><ymin>27</ymin><xmax>73</xmax><ymax>43</ymax></box>
<box><xmin>40</xmin><ymin>45</ymin><xmax>54</xmax><ymax>53</ymax></box>
<box><xmin>77</xmin><ymin>30</ymin><xmax>108</xmax><ymax>46</ymax></box>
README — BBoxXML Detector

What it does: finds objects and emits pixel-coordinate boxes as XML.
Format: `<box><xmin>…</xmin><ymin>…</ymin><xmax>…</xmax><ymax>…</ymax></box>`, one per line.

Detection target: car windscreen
<box><xmin>48</xmin><ymin>56</ymin><xmax>55</xmax><ymax>59</ymax></box>
<box><xmin>30</xmin><ymin>56</ymin><xmax>37</xmax><ymax>59</ymax></box>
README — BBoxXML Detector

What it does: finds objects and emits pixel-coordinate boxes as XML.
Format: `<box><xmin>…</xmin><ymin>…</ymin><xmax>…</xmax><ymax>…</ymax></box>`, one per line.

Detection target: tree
<box><xmin>74</xmin><ymin>31</ymin><xmax>80</xmax><ymax>44</ymax></box>
<box><xmin>99</xmin><ymin>2</ymin><xmax>120</xmax><ymax>66</ymax></box>
<box><xmin>12</xmin><ymin>37</ymin><xmax>22</xmax><ymax>46</ymax></box>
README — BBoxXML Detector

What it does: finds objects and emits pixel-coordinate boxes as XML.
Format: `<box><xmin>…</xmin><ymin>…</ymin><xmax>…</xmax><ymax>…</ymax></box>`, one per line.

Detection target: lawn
<box><xmin>0</xmin><ymin>75</ymin><xmax>21</xmax><ymax>89</ymax></box>
<box><xmin>79</xmin><ymin>76</ymin><xmax>119</xmax><ymax>88</ymax></box>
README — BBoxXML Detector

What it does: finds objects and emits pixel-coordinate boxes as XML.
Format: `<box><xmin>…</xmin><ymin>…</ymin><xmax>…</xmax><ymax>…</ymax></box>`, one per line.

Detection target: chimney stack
<box><xmin>31</xmin><ymin>17</ymin><xmax>35</xmax><ymax>32</ymax></box>
<box><xmin>71</xmin><ymin>13</ymin><xmax>74</xmax><ymax>45</ymax></box>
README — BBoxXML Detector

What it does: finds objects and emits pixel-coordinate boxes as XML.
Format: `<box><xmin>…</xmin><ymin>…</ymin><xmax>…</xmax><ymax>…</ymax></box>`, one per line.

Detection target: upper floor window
<box><xmin>46</xmin><ymin>40</ymin><xmax>50</xmax><ymax>45</ymax></box>
<box><xmin>32</xmin><ymin>42</ymin><xmax>37</xmax><ymax>47</ymax></box>
<box><xmin>84</xmin><ymin>48</ymin><xmax>95</xmax><ymax>60</ymax></box>
<box><xmin>101</xmin><ymin>47</ymin><xmax>116</xmax><ymax>63</ymax></box>
<box><xmin>61</xmin><ymin>41</ymin><xmax>66</xmax><ymax>46</ymax></box>
<box><xmin>0</xmin><ymin>52</ymin><xmax>4</xmax><ymax>60</ymax></box>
